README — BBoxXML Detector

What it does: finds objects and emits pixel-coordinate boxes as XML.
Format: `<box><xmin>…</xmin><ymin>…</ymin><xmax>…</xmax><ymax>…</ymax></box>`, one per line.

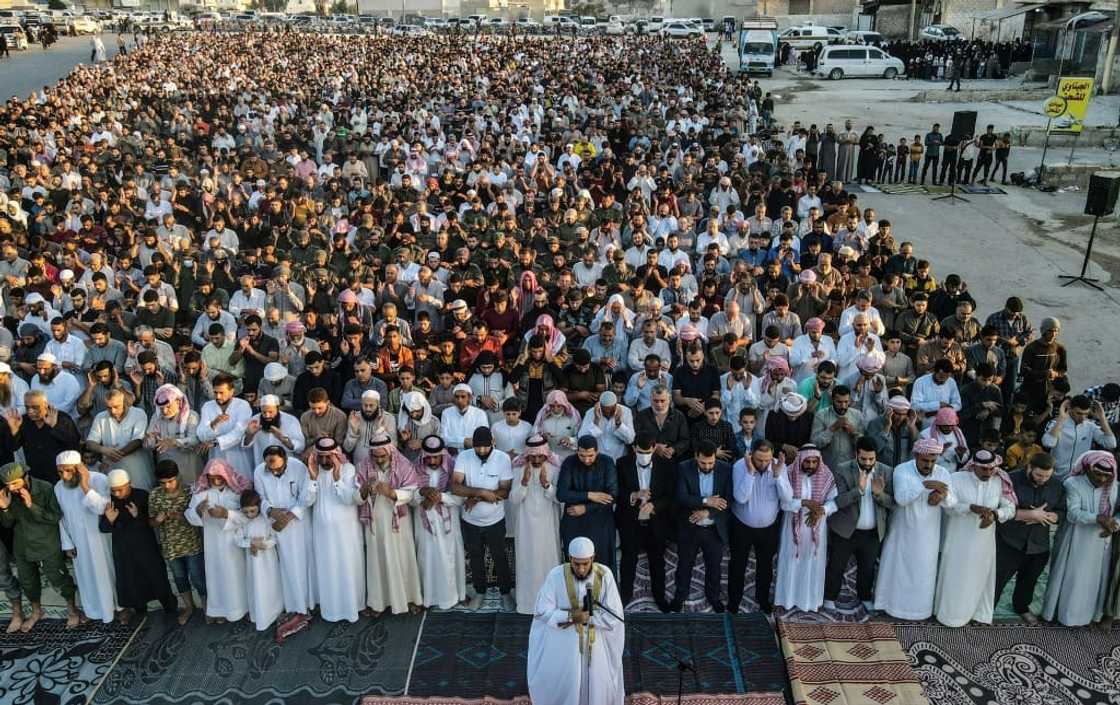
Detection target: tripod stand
<box><xmin>592</xmin><ymin>598</ymin><xmax>694</xmax><ymax>705</ymax></box>
<box><xmin>1059</xmin><ymin>214</ymin><xmax>1104</xmax><ymax>291</ymax></box>
<box><xmin>932</xmin><ymin>170</ymin><xmax>969</xmax><ymax>203</ymax></box>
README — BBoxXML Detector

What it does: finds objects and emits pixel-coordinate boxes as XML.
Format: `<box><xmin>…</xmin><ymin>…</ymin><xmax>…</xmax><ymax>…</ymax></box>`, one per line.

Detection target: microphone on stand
<box><xmin>584</xmin><ymin>584</ymin><xmax>594</xmax><ymax>617</ymax></box>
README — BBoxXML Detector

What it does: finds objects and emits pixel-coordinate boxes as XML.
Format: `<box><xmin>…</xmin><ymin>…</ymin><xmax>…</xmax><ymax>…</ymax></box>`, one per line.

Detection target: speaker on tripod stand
<box><xmin>933</xmin><ymin>110</ymin><xmax>977</xmax><ymax>203</ymax></box>
<box><xmin>1060</xmin><ymin>170</ymin><xmax>1120</xmax><ymax>291</ymax></box>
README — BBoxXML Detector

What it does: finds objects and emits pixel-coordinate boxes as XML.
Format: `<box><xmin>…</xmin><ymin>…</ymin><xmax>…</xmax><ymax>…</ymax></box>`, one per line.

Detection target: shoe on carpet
<box><xmin>501</xmin><ymin>593</ymin><xmax>517</xmax><ymax>612</ymax></box>
<box><xmin>466</xmin><ymin>594</ymin><xmax>485</xmax><ymax>610</ymax></box>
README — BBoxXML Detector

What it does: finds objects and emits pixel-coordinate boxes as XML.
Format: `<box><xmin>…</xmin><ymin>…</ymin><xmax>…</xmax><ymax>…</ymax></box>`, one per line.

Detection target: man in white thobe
<box><xmin>196</xmin><ymin>375</ymin><xmax>255</xmax><ymax>481</ymax></box>
<box><xmin>86</xmin><ymin>390</ymin><xmax>155</xmax><ymax>490</ymax></box>
<box><xmin>243</xmin><ymin>395</ymin><xmax>306</xmax><ymax>465</ymax></box>
<box><xmin>577</xmin><ymin>392</ymin><xmax>635</xmax><ymax>462</ymax></box>
<box><xmin>528</xmin><ymin>537</ymin><xmax>625</xmax><ymax>705</ymax></box>
<box><xmin>308</xmin><ymin>437</ymin><xmax>365</xmax><ymax>623</ymax></box>
<box><xmin>874</xmin><ymin>438</ymin><xmax>957</xmax><ymax>620</ymax></box>
<box><xmin>775</xmin><ymin>445</ymin><xmax>837</xmax><ymax>613</ymax></box>
<box><xmin>440</xmin><ymin>383</ymin><xmax>489</xmax><ymax>450</ymax></box>
<box><xmin>510</xmin><ymin>435</ymin><xmax>562</xmax><ymax>614</ymax></box>
<box><xmin>934</xmin><ymin>450</ymin><xmax>1016</xmax><ymax>627</ymax></box>
<box><xmin>253</xmin><ymin>446</ymin><xmax>316</xmax><ymax>625</ymax></box>
<box><xmin>54</xmin><ymin>451</ymin><xmax>117</xmax><ymax>624</ymax></box>
<box><xmin>412</xmin><ymin>435</ymin><xmax>466</xmax><ymax>609</ymax></box>
<box><xmin>358</xmin><ymin>433</ymin><xmax>423</xmax><ymax>615</ymax></box>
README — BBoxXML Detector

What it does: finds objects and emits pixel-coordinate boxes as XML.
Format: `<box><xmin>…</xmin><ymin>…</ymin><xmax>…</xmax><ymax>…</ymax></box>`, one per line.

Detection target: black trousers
<box><xmin>940</xmin><ymin>153</ymin><xmax>958</xmax><ymax>184</ymax></box>
<box><xmin>972</xmin><ymin>154</ymin><xmax>993</xmax><ymax>181</ymax></box>
<box><xmin>993</xmin><ymin>155</ymin><xmax>1009</xmax><ymax>182</ymax></box>
<box><xmin>674</xmin><ymin>525</ymin><xmax>724</xmax><ymax>606</ymax></box>
<box><xmin>921</xmin><ymin>154</ymin><xmax>940</xmax><ymax>184</ymax></box>
<box><xmin>619</xmin><ymin>524</ymin><xmax>667</xmax><ymax>604</ymax></box>
<box><xmin>461</xmin><ymin>518</ymin><xmax>512</xmax><ymax>595</ymax></box>
<box><xmin>728</xmin><ymin>516</ymin><xmax>781</xmax><ymax>612</ymax></box>
<box><xmin>994</xmin><ymin>542</ymin><xmax>1048</xmax><ymax>614</ymax></box>
<box><xmin>824</xmin><ymin>528</ymin><xmax>879</xmax><ymax>601</ymax></box>
<box><xmin>957</xmin><ymin>158</ymin><xmax>974</xmax><ymax>184</ymax></box>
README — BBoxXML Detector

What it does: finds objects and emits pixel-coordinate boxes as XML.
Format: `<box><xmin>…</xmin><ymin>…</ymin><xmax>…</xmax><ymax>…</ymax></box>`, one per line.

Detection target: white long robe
<box><xmin>510</xmin><ymin>463</ymin><xmax>562</xmax><ymax>614</ymax></box>
<box><xmin>528</xmin><ymin>564</ymin><xmax>625</xmax><ymax>705</ymax></box>
<box><xmin>775</xmin><ymin>473</ymin><xmax>838</xmax><ymax>612</ymax></box>
<box><xmin>236</xmin><ymin>513</ymin><xmax>283</xmax><ymax>631</ymax></box>
<box><xmin>874</xmin><ymin>461</ymin><xmax>957</xmax><ymax>620</ymax></box>
<box><xmin>493</xmin><ymin>420</ymin><xmax>532</xmax><ymax>537</ymax></box>
<box><xmin>411</xmin><ymin>470</ymin><xmax>466</xmax><ymax>609</ymax></box>
<box><xmin>55</xmin><ymin>474</ymin><xmax>117</xmax><ymax>623</ymax></box>
<box><xmin>244</xmin><ymin>412</ymin><xmax>306</xmax><ymax>467</ymax></box>
<box><xmin>363</xmin><ymin>469</ymin><xmax>422</xmax><ymax>614</ymax></box>
<box><xmin>88</xmin><ymin>407</ymin><xmax>155</xmax><ymax>489</ymax></box>
<box><xmin>311</xmin><ymin>464</ymin><xmax>365</xmax><ymax>622</ymax></box>
<box><xmin>254</xmin><ymin>460</ymin><xmax>317</xmax><ymax>614</ymax></box>
<box><xmin>196</xmin><ymin>399</ymin><xmax>255</xmax><ymax>481</ymax></box>
<box><xmin>1042</xmin><ymin>476</ymin><xmax>1118</xmax><ymax>626</ymax></box>
<box><xmin>934</xmin><ymin>472</ymin><xmax>1014</xmax><ymax>627</ymax></box>
<box><xmin>187</xmin><ymin>487</ymin><xmax>249</xmax><ymax>621</ymax></box>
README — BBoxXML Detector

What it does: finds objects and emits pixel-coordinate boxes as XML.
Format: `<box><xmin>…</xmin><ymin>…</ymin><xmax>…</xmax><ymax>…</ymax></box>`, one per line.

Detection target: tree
<box><xmin>328</xmin><ymin>0</ymin><xmax>352</xmax><ymax>14</ymax></box>
<box><xmin>47</xmin><ymin>0</ymin><xmax>69</xmax><ymax>9</ymax></box>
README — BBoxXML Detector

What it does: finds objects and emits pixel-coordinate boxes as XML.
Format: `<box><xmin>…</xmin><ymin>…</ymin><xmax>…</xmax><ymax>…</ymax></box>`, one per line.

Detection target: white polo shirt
<box><xmin>454</xmin><ymin>448</ymin><xmax>513</xmax><ymax>528</ymax></box>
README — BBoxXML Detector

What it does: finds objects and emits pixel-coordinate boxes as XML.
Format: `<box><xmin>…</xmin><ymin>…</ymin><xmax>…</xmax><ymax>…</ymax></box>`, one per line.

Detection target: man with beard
<box><xmin>45</xmin><ymin>317</ymin><xmax>88</xmax><ymax>383</ymax></box>
<box><xmin>672</xmin><ymin>441</ymin><xmax>733</xmax><ymax>612</ymax></box>
<box><xmin>244</xmin><ymin>394</ymin><xmax>305</xmax><ymax>464</ymax></box>
<box><xmin>5</xmin><ymin>390</ymin><xmax>81</xmax><ymax>483</ymax></box>
<box><xmin>230</xmin><ymin>314</ymin><xmax>280</xmax><ymax>395</ymax></box>
<box><xmin>31</xmin><ymin>352</ymin><xmax>81</xmax><ymax>420</ymax></box>
<box><xmin>441</xmin><ymin>384</ymin><xmax>489</xmax><ymax>451</ymax></box>
<box><xmin>253</xmin><ymin>445</ymin><xmax>316</xmax><ymax>633</ymax></box>
<box><xmin>452</xmin><ymin>427</ymin><xmax>515</xmax><ymax>610</ymax></box>
<box><xmin>397</xmin><ymin>391</ymin><xmax>441</xmax><ymax>461</ymax></box>
<box><xmin>344</xmin><ymin>390</ymin><xmax>397</xmax><ymax>467</ymax></box>
<box><xmin>358</xmin><ymin>433</ymin><xmax>423</xmax><ymax>616</ymax></box>
<box><xmin>509</xmin><ymin>434</ymin><xmax>562</xmax><ymax>614</ymax></box>
<box><xmin>577</xmin><ymin>391</ymin><xmax>634</xmax><ymax>463</ymax></box>
<box><xmin>773</xmin><ymin>444</ymin><xmax>837</xmax><ymax>613</ymax></box>
<box><xmin>87</xmin><ymin>388</ymin><xmax>155</xmax><ymax>490</ymax></box>
<box><xmin>557</xmin><ymin>435</ymin><xmax>618</xmax><ymax>576</ymax></box>
<box><xmin>54</xmin><ymin>451</ymin><xmax>117</xmax><ymax>625</ymax></box>
<box><xmin>99</xmin><ymin>469</ymin><xmax>178</xmax><ymax>623</ymax></box>
<box><xmin>934</xmin><ymin>450</ymin><xmax>1016</xmax><ymax>627</ymax></box>
<box><xmin>196</xmin><ymin>374</ymin><xmax>255</xmax><ymax>481</ymax></box>
<box><xmin>616</xmin><ymin>433</ymin><xmax>674</xmax><ymax>611</ymax></box>
<box><xmin>279</xmin><ymin>320</ymin><xmax>317</xmax><ymax>379</ymax></box>
<box><xmin>412</xmin><ymin>435</ymin><xmax>467</xmax><ymax>611</ymax></box>
<box><xmin>191</xmin><ymin>298</ymin><xmax>238</xmax><ymax>348</ymax></box>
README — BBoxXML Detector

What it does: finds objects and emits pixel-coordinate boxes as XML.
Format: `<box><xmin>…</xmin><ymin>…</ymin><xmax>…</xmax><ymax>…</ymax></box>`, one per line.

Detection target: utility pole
<box><xmin>1102</xmin><ymin>0</ymin><xmax>1119</xmax><ymax>96</ymax></box>
<box><xmin>907</xmin><ymin>0</ymin><xmax>916</xmax><ymax>40</ymax></box>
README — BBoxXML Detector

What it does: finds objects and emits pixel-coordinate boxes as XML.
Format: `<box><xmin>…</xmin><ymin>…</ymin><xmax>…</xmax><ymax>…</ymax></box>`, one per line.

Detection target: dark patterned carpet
<box><xmin>406</xmin><ymin>611</ymin><xmax>789</xmax><ymax>702</ymax></box>
<box><xmin>896</xmin><ymin>623</ymin><xmax>1120</xmax><ymax>705</ymax></box>
<box><xmin>93</xmin><ymin>612</ymin><xmax>419</xmax><ymax>705</ymax></box>
<box><xmin>0</xmin><ymin>618</ymin><xmax>138</xmax><ymax>705</ymax></box>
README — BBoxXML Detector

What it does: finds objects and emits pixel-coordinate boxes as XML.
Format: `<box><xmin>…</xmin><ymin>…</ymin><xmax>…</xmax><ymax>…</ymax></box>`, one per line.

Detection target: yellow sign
<box><xmin>1050</xmin><ymin>77</ymin><xmax>1094</xmax><ymax>134</ymax></box>
<box><xmin>1043</xmin><ymin>96</ymin><xmax>1066</xmax><ymax>118</ymax></box>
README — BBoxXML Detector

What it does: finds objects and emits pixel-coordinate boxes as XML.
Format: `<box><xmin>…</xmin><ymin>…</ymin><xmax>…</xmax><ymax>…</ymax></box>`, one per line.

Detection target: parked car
<box><xmin>779</xmin><ymin>24</ymin><xmax>844</xmax><ymax>49</ymax></box>
<box><xmin>816</xmin><ymin>45</ymin><xmax>904</xmax><ymax>79</ymax></box>
<box><xmin>661</xmin><ymin>20</ymin><xmax>702</xmax><ymax>38</ymax></box>
<box><xmin>542</xmin><ymin>14</ymin><xmax>579</xmax><ymax>32</ymax></box>
<box><xmin>919</xmin><ymin>24</ymin><xmax>963</xmax><ymax>41</ymax></box>
<box><xmin>578</xmin><ymin>16</ymin><xmax>600</xmax><ymax>34</ymax></box>
<box><xmin>483</xmin><ymin>17</ymin><xmax>509</xmax><ymax>30</ymax></box>
<box><xmin>644</xmin><ymin>16</ymin><xmax>664</xmax><ymax>33</ymax></box>
<box><xmin>844</xmin><ymin>30</ymin><xmax>884</xmax><ymax>45</ymax></box>
<box><xmin>603</xmin><ymin>18</ymin><xmax>624</xmax><ymax>34</ymax></box>
<box><xmin>0</xmin><ymin>23</ymin><xmax>28</xmax><ymax>49</ymax></box>
<box><xmin>391</xmin><ymin>23</ymin><xmax>427</xmax><ymax>35</ymax></box>
<box><xmin>70</xmin><ymin>15</ymin><xmax>101</xmax><ymax>33</ymax></box>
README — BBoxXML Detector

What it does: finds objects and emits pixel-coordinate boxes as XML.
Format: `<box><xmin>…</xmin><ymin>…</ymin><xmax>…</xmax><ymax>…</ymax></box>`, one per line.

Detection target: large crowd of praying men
<box><xmin>0</xmin><ymin>28</ymin><xmax>1116</xmax><ymax>639</ymax></box>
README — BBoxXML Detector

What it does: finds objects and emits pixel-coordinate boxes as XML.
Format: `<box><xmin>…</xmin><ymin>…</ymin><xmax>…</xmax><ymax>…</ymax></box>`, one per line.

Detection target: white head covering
<box><xmin>107</xmin><ymin>469</ymin><xmax>130</xmax><ymax>488</ymax></box>
<box><xmin>263</xmin><ymin>362</ymin><xmax>287</xmax><ymax>383</ymax></box>
<box><xmin>361</xmin><ymin>389</ymin><xmax>380</xmax><ymax>402</ymax></box>
<box><xmin>259</xmin><ymin>395</ymin><xmax>280</xmax><ymax>408</ymax></box>
<box><xmin>453</xmin><ymin>383</ymin><xmax>473</xmax><ymax>397</ymax></box>
<box><xmin>56</xmin><ymin>450</ymin><xmax>81</xmax><ymax>466</ymax></box>
<box><xmin>569</xmin><ymin>536</ymin><xmax>595</xmax><ymax>559</ymax></box>
<box><xmin>397</xmin><ymin>390</ymin><xmax>433</xmax><ymax>430</ymax></box>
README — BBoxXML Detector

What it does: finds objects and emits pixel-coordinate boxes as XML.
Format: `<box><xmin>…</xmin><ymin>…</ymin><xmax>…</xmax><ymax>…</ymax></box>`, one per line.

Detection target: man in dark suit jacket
<box><xmin>616</xmin><ymin>432</ymin><xmax>676</xmax><ymax>612</ymax></box>
<box><xmin>824</xmin><ymin>436</ymin><xmax>895</xmax><ymax>611</ymax></box>
<box><xmin>672</xmin><ymin>441</ymin><xmax>733</xmax><ymax>612</ymax></box>
<box><xmin>635</xmin><ymin>384</ymin><xmax>691</xmax><ymax>481</ymax></box>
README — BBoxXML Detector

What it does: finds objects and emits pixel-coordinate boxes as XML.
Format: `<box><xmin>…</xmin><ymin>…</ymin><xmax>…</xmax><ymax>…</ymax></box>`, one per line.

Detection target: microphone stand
<box><xmin>593</xmin><ymin>597</ymin><xmax>695</xmax><ymax>705</ymax></box>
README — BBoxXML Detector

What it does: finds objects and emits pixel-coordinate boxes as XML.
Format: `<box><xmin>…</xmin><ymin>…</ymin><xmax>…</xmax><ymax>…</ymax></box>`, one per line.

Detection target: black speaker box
<box><xmin>1085</xmin><ymin>171</ymin><xmax>1120</xmax><ymax>217</ymax></box>
<box><xmin>950</xmin><ymin>110</ymin><xmax>977</xmax><ymax>139</ymax></box>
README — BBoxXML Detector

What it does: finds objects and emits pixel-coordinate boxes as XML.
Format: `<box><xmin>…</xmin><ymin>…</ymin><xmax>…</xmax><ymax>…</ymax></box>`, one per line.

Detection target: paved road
<box><xmin>0</xmin><ymin>34</ymin><xmax>120</xmax><ymax>101</ymax></box>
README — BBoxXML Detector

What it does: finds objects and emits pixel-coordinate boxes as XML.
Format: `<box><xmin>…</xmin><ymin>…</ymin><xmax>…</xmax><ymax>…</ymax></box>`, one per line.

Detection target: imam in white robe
<box><xmin>196</xmin><ymin>398</ymin><xmax>255</xmax><ymax>481</ymax></box>
<box><xmin>411</xmin><ymin>470</ymin><xmax>466</xmax><ymax>609</ymax></box>
<box><xmin>363</xmin><ymin>468</ymin><xmax>422</xmax><ymax>614</ymax></box>
<box><xmin>528</xmin><ymin>563</ymin><xmax>625</xmax><ymax>705</ymax></box>
<box><xmin>510</xmin><ymin>462</ymin><xmax>562</xmax><ymax>614</ymax></box>
<box><xmin>254</xmin><ymin>459</ymin><xmax>317</xmax><ymax>614</ymax></box>
<box><xmin>236</xmin><ymin>513</ymin><xmax>283</xmax><ymax>631</ymax></box>
<box><xmin>874</xmin><ymin>460</ymin><xmax>957</xmax><ymax>620</ymax></box>
<box><xmin>934</xmin><ymin>471</ymin><xmax>1014</xmax><ymax>627</ymax></box>
<box><xmin>774</xmin><ymin>473</ymin><xmax>837</xmax><ymax>612</ymax></box>
<box><xmin>55</xmin><ymin>473</ymin><xmax>117</xmax><ymax>623</ymax></box>
<box><xmin>187</xmin><ymin>487</ymin><xmax>249</xmax><ymax>621</ymax></box>
<box><xmin>311</xmin><ymin>463</ymin><xmax>365</xmax><ymax>622</ymax></box>
<box><xmin>88</xmin><ymin>406</ymin><xmax>154</xmax><ymax>489</ymax></box>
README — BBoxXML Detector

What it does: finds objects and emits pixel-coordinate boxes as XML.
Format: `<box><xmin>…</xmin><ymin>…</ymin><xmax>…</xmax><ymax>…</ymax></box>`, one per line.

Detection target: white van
<box><xmin>779</xmin><ymin>24</ymin><xmax>843</xmax><ymax>50</ymax></box>
<box><xmin>543</xmin><ymin>14</ymin><xmax>578</xmax><ymax>31</ymax></box>
<box><xmin>740</xmin><ymin>18</ymin><xmax>777</xmax><ymax>75</ymax></box>
<box><xmin>816</xmin><ymin>45</ymin><xmax>904</xmax><ymax>79</ymax></box>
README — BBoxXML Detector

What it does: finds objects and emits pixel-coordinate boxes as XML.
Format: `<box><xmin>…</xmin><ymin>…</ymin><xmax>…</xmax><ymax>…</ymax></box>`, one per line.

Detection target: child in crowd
<box><xmin>235</xmin><ymin>490</ymin><xmax>282</xmax><ymax>632</ymax></box>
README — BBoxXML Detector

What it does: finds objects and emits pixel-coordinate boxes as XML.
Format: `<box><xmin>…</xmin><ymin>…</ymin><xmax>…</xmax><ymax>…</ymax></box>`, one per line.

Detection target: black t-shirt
<box><xmin>672</xmin><ymin>363</ymin><xmax>721</xmax><ymax>405</ymax></box>
<box><xmin>978</xmin><ymin>133</ymin><xmax>998</xmax><ymax>152</ymax></box>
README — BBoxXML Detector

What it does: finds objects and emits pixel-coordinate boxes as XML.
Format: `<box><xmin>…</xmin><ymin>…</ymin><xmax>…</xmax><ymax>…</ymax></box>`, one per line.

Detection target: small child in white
<box><xmin>235</xmin><ymin>490</ymin><xmax>282</xmax><ymax>631</ymax></box>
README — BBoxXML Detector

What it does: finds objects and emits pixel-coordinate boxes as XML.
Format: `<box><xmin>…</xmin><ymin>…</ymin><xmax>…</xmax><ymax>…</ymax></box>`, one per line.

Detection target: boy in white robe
<box><xmin>235</xmin><ymin>490</ymin><xmax>283</xmax><ymax>632</ymax></box>
<box><xmin>775</xmin><ymin>445</ymin><xmax>837</xmax><ymax>613</ymax></box>
<box><xmin>527</xmin><ymin>537</ymin><xmax>625</xmax><ymax>705</ymax></box>
<box><xmin>510</xmin><ymin>434</ymin><xmax>562</xmax><ymax>614</ymax></box>
<box><xmin>186</xmin><ymin>459</ymin><xmax>250</xmax><ymax>623</ymax></box>
<box><xmin>411</xmin><ymin>435</ymin><xmax>466</xmax><ymax>609</ymax></box>
<box><xmin>934</xmin><ymin>450</ymin><xmax>1016</xmax><ymax>627</ymax></box>
<box><xmin>54</xmin><ymin>451</ymin><xmax>117</xmax><ymax>624</ymax></box>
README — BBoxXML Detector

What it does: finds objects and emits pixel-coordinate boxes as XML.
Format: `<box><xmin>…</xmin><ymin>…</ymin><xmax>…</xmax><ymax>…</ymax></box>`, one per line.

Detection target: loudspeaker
<box><xmin>950</xmin><ymin>110</ymin><xmax>977</xmax><ymax>139</ymax></box>
<box><xmin>1085</xmin><ymin>171</ymin><xmax>1120</xmax><ymax>216</ymax></box>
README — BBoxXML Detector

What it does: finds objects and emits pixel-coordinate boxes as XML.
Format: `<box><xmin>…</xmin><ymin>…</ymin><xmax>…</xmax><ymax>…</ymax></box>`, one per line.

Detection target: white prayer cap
<box><xmin>25</xmin><ymin>293</ymin><xmax>45</xmax><ymax>305</ymax></box>
<box><xmin>361</xmin><ymin>389</ymin><xmax>380</xmax><ymax>402</ymax></box>
<box><xmin>37</xmin><ymin>352</ymin><xmax>58</xmax><ymax>366</ymax></box>
<box><xmin>599</xmin><ymin>391</ymin><xmax>617</xmax><ymax>407</ymax></box>
<box><xmin>107</xmin><ymin>469</ymin><xmax>130</xmax><ymax>488</ymax></box>
<box><xmin>259</xmin><ymin>394</ymin><xmax>280</xmax><ymax>408</ymax></box>
<box><xmin>56</xmin><ymin>450</ymin><xmax>81</xmax><ymax>466</ymax></box>
<box><xmin>263</xmin><ymin>362</ymin><xmax>287</xmax><ymax>382</ymax></box>
<box><xmin>453</xmin><ymin>383</ymin><xmax>473</xmax><ymax>396</ymax></box>
<box><xmin>569</xmin><ymin>537</ymin><xmax>595</xmax><ymax>559</ymax></box>
<box><xmin>60</xmin><ymin>269</ymin><xmax>75</xmax><ymax>281</ymax></box>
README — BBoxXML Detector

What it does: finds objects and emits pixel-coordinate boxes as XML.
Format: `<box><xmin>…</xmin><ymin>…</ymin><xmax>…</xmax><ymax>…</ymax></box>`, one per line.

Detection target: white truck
<box><xmin>738</xmin><ymin>18</ymin><xmax>778</xmax><ymax>76</ymax></box>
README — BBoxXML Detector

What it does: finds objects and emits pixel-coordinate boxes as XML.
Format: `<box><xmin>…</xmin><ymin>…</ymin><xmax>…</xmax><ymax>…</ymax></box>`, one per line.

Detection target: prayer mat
<box><xmin>959</xmin><ymin>184</ymin><xmax>1007</xmax><ymax>195</ymax></box>
<box><xmin>779</xmin><ymin>621</ymin><xmax>928</xmax><ymax>705</ymax></box>
<box><xmin>404</xmin><ymin>612</ymin><xmax>788</xmax><ymax>705</ymax></box>
<box><xmin>94</xmin><ymin>611</ymin><xmax>419</xmax><ymax>705</ymax></box>
<box><xmin>0</xmin><ymin>617</ymin><xmax>138</xmax><ymax>705</ymax></box>
<box><xmin>873</xmin><ymin>184</ymin><xmax>929</xmax><ymax>195</ymax></box>
<box><xmin>629</xmin><ymin>545</ymin><xmax>868</xmax><ymax>623</ymax></box>
<box><xmin>896</xmin><ymin>623</ymin><xmax>1120</xmax><ymax>705</ymax></box>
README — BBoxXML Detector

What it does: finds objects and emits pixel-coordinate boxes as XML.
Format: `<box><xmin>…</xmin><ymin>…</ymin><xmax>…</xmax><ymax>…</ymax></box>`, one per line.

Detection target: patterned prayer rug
<box><xmin>404</xmin><ymin>612</ymin><xmax>788</xmax><ymax>705</ymax></box>
<box><xmin>94</xmin><ymin>611</ymin><xmax>419</xmax><ymax>705</ymax></box>
<box><xmin>779</xmin><ymin>621</ymin><xmax>928</xmax><ymax>705</ymax></box>
<box><xmin>872</xmin><ymin>184</ymin><xmax>929</xmax><ymax>195</ymax></box>
<box><xmin>896</xmin><ymin>623</ymin><xmax>1120</xmax><ymax>705</ymax></box>
<box><xmin>0</xmin><ymin>617</ymin><xmax>139</xmax><ymax>705</ymax></box>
